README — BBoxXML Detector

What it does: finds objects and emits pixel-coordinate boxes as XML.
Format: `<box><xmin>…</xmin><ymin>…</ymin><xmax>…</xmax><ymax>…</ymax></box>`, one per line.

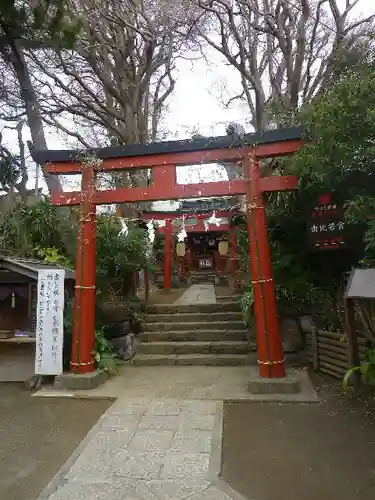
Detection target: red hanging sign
<box><xmin>308</xmin><ymin>193</ymin><xmax>347</xmax><ymax>250</ymax></box>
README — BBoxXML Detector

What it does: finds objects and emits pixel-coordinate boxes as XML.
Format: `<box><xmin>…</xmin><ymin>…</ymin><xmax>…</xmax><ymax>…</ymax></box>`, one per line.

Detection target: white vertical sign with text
<box><xmin>35</xmin><ymin>269</ymin><xmax>65</xmax><ymax>375</ymax></box>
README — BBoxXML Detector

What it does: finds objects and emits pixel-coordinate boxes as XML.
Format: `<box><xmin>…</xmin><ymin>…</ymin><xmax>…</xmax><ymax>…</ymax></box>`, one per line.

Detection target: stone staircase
<box><xmin>132</xmin><ymin>301</ymin><xmax>257</xmax><ymax>366</ymax></box>
<box><xmin>190</xmin><ymin>270</ymin><xmax>216</xmax><ymax>284</ymax></box>
<box><xmin>216</xmin><ymin>292</ymin><xmax>242</xmax><ymax>304</ymax></box>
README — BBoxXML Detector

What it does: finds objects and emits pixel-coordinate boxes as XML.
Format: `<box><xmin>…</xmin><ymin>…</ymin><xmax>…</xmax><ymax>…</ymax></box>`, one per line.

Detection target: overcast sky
<box><xmin>0</xmin><ymin>0</ymin><xmax>373</xmax><ymax>197</ymax></box>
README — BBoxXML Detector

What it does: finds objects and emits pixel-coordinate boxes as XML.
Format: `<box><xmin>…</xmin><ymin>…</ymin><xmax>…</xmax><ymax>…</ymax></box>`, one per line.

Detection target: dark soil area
<box><xmin>222</xmin><ymin>372</ymin><xmax>375</xmax><ymax>500</ymax></box>
<box><xmin>0</xmin><ymin>383</ymin><xmax>111</xmax><ymax>500</ymax></box>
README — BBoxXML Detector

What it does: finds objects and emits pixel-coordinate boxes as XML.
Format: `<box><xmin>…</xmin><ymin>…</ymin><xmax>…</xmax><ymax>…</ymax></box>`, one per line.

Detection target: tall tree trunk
<box><xmin>3</xmin><ymin>41</ymin><xmax>77</xmax><ymax>259</ymax></box>
<box><xmin>8</xmin><ymin>41</ymin><xmax>62</xmax><ymax>193</ymax></box>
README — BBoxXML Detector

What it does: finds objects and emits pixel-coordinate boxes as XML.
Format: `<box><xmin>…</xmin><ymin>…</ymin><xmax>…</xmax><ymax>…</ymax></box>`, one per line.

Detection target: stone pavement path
<box><xmin>38</xmin><ymin>398</ymin><xmax>246</xmax><ymax>500</ymax></box>
<box><xmin>175</xmin><ymin>284</ymin><xmax>217</xmax><ymax>305</ymax></box>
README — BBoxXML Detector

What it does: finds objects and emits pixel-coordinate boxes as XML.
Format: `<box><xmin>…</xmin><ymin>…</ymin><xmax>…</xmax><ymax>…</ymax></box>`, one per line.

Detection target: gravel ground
<box><xmin>0</xmin><ymin>383</ymin><xmax>111</xmax><ymax>500</ymax></box>
<box><xmin>221</xmin><ymin>372</ymin><xmax>375</xmax><ymax>500</ymax></box>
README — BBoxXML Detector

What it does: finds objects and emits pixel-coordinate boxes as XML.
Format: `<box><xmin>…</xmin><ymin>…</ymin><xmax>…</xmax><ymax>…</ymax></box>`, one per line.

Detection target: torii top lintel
<box><xmin>30</xmin><ymin>126</ymin><xmax>304</xmax><ymax>206</ymax></box>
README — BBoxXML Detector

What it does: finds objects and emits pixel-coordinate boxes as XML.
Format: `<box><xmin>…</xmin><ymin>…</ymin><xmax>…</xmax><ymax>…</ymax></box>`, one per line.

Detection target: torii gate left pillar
<box><xmin>70</xmin><ymin>167</ymin><xmax>97</xmax><ymax>373</ymax></box>
<box><xmin>34</xmin><ymin>128</ymin><xmax>303</xmax><ymax>378</ymax></box>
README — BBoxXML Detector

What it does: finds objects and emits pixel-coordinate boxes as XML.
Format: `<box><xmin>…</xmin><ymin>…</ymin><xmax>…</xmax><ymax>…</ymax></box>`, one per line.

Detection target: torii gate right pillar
<box><xmin>245</xmin><ymin>152</ymin><xmax>285</xmax><ymax>378</ymax></box>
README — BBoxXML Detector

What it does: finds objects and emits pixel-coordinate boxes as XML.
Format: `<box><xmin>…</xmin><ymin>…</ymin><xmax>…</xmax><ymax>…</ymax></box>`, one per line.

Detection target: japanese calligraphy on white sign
<box><xmin>35</xmin><ymin>269</ymin><xmax>65</xmax><ymax>375</ymax></box>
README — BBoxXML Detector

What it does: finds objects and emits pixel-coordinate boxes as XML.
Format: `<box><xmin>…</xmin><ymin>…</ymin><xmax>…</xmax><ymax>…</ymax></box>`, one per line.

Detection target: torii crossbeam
<box><xmin>32</xmin><ymin>127</ymin><xmax>304</xmax><ymax>378</ymax></box>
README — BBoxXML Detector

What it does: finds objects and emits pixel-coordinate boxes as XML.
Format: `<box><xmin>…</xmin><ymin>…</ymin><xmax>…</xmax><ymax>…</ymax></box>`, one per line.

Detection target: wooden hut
<box><xmin>0</xmin><ymin>256</ymin><xmax>75</xmax><ymax>381</ymax></box>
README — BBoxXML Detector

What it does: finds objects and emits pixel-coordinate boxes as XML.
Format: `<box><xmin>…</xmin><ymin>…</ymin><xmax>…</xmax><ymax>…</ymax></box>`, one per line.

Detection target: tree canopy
<box><xmin>291</xmin><ymin>56</ymin><xmax>375</xmax><ymax>194</ymax></box>
<box><xmin>192</xmin><ymin>0</ymin><xmax>374</xmax><ymax>130</ymax></box>
<box><xmin>247</xmin><ymin>51</ymin><xmax>375</xmax><ymax>328</ymax></box>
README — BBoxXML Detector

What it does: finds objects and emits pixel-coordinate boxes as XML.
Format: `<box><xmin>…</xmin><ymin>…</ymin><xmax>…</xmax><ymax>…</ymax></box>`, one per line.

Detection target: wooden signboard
<box><xmin>35</xmin><ymin>270</ymin><xmax>65</xmax><ymax>375</ymax></box>
<box><xmin>199</xmin><ymin>258</ymin><xmax>213</xmax><ymax>269</ymax></box>
<box><xmin>308</xmin><ymin>193</ymin><xmax>346</xmax><ymax>250</ymax></box>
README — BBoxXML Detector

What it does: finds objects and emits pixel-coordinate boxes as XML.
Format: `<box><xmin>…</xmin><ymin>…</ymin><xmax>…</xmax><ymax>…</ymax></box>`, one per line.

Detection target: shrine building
<box><xmin>137</xmin><ymin>197</ymin><xmax>243</xmax><ymax>286</ymax></box>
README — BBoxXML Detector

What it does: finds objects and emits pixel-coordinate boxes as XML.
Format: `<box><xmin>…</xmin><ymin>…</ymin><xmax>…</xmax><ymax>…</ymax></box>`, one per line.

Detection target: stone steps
<box><xmin>134</xmin><ymin>286</ymin><xmax>251</xmax><ymax>366</ymax></box>
<box><xmin>138</xmin><ymin>340</ymin><xmax>255</xmax><ymax>355</ymax></box>
<box><xmin>139</xmin><ymin>329</ymin><xmax>249</xmax><ymax>342</ymax></box>
<box><xmin>191</xmin><ymin>278</ymin><xmax>215</xmax><ymax>285</ymax></box>
<box><xmin>190</xmin><ymin>272</ymin><xmax>216</xmax><ymax>284</ymax></box>
<box><xmin>146</xmin><ymin>302</ymin><xmax>241</xmax><ymax>314</ymax></box>
<box><xmin>216</xmin><ymin>294</ymin><xmax>241</xmax><ymax>304</ymax></box>
<box><xmin>145</xmin><ymin>311</ymin><xmax>242</xmax><ymax>324</ymax></box>
<box><xmin>144</xmin><ymin>320</ymin><xmax>245</xmax><ymax>332</ymax></box>
<box><xmin>128</xmin><ymin>353</ymin><xmax>258</xmax><ymax>366</ymax></box>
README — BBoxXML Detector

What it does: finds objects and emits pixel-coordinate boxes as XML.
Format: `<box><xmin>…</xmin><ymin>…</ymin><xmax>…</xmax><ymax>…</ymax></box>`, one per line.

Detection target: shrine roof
<box><xmin>0</xmin><ymin>256</ymin><xmax>75</xmax><ymax>281</ymax></box>
<box><xmin>30</xmin><ymin>126</ymin><xmax>303</xmax><ymax>164</ymax></box>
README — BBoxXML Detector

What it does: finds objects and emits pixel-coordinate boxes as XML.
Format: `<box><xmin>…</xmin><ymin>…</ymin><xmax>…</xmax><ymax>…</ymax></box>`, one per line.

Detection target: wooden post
<box><xmin>187</xmin><ymin>247</ymin><xmax>193</xmax><ymax>271</ymax></box>
<box><xmin>214</xmin><ymin>250</ymin><xmax>220</xmax><ymax>278</ymax></box>
<box><xmin>187</xmin><ymin>247</ymin><xmax>192</xmax><ymax>284</ymax></box>
<box><xmin>245</xmin><ymin>152</ymin><xmax>286</xmax><ymax>378</ymax></box>
<box><xmin>164</xmin><ymin>220</ymin><xmax>173</xmax><ymax>291</ymax></box>
<box><xmin>311</xmin><ymin>325</ymin><xmax>319</xmax><ymax>371</ymax></box>
<box><xmin>144</xmin><ymin>268</ymin><xmax>150</xmax><ymax>301</ymax></box>
<box><xmin>178</xmin><ymin>257</ymin><xmax>184</xmax><ymax>281</ymax></box>
<box><xmin>230</xmin><ymin>228</ymin><xmax>238</xmax><ymax>291</ymax></box>
<box><xmin>344</xmin><ymin>298</ymin><xmax>360</xmax><ymax>384</ymax></box>
<box><xmin>71</xmin><ymin>167</ymin><xmax>97</xmax><ymax>374</ymax></box>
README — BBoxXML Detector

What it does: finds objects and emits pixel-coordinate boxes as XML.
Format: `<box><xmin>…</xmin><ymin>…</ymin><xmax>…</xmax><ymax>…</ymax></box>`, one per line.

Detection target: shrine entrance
<box><xmin>138</xmin><ymin>205</ymin><xmax>237</xmax><ymax>283</ymax></box>
<box><xmin>188</xmin><ymin>232</ymin><xmax>218</xmax><ymax>270</ymax></box>
<box><xmin>32</xmin><ymin>127</ymin><xmax>303</xmax><ymax>379</ymax></box>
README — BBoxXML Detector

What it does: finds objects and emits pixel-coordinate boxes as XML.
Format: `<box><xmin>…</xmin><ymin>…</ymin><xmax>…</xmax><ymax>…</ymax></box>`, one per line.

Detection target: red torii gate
<box><xmin>32</xmin><ymin>127</ymin><xmax>303</xmax><ymax>379</ymax></box>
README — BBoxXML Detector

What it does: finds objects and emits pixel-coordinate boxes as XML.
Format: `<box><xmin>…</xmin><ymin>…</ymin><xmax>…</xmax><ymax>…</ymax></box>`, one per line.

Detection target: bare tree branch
<box><xmin>193</xmin><ymin>0</ymin><xmax>374</xmax><ymax>129</ymax></box>
<box><xmin>27</xmin><ymin>0</ymin><xmax>195</xmax><ymax>148</ymax></box>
